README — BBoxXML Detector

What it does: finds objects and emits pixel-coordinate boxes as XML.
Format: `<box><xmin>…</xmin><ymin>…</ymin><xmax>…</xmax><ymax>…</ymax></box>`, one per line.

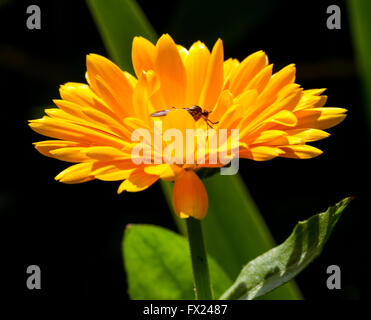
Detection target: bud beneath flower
<box><xmin>172</xmin><ymin>170</ymin><xmax>208</xmax><ymax>220</ymax></box>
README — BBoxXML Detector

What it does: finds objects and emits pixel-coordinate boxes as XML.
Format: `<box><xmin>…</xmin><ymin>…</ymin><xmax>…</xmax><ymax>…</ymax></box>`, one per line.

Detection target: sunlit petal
<box><xmin>172</xmin><ymin>170</ymin><xmax>208</xmax><ymax>219</ymax></box>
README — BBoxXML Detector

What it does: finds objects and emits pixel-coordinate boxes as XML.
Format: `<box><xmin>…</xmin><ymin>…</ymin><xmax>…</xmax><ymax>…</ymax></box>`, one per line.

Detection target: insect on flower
<box><xmin>150</xmin><ymin>106</ymin><xmax>219</xmax><ymax>129</ymax></box>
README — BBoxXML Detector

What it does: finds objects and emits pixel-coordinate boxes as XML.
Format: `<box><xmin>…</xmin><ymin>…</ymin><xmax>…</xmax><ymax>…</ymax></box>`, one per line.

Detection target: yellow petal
<box><xmin>133</xmin><ymin>71</ymin><xmax>153</xmax><ymax>121</ymax></box>
<box><xmin>51</xmin><ymin>100</ymin><xmax>129</xmax><ymax>139</ymax></box>
<box><xmin>85</xmin><ymin>146</ymin><xmax>130</xmax><ymax>160</ymax></box>
<box><xmin>172</xmin><ymin>170</ymin><xmax>208</xmax><ymax>220</ymax></box>
<box><xmin>258</xmin><ymin>64</ymin><xmax>296</xmax><ymax>107</ymax></box>
<box><xmin>155</xmin><ymin>34</ymin><xmax>187</xmax><ymax>107</ymax></box>
<box><xmin>234</xmin><ymin>89</ymin><xmax>259</xmax><ymax>121</ymax></box>
<box><xmin>162</xmin><ymin>108</ymin><xmax>196</xmax><ymax>164</ymax></box>
<box><xmin>199</xmin><ymin>39</ymin><xmax>224</xmax><ymax>111</ymax></box>
<box><xmin>295</xmin><ymin>107</ymin><xmax>347</xmax><ymax>129</ymax></box>
<box><xmin>249</xmin><ymin>87</ymin><xmax>303</xmax><ymax>129</ymax></box>
<box><xmin>29</xmin><ymin>116</ymin><xmax>129</xmax><ymax>149</ymax></box>
<box><xmin>313</xmin><ymin>95</ymin><xmax>328</xmax><ymax>108</ymax></box>
<box><xmin>94</xmin><ymin>75</ymin><xmax>127</xmax><ymax>119</ymax></box>
<box><xmin>184</xmin><ymin>41</ymin><xmax>210</xmax><ymax>106</ymax></box>
<box><xmin>236</xmin><ymin>83</ymin><xmax>300</xmax><ymax>135</ymax></box>
<box><xmin>245</xmin><ymin>64</ymin><xmax>273</xmax><ymax>93</ymax></box>
<box><xmin>55</xmin><ymin>162</ymin><xmax>94</xmax><ymax>184</ymax></box>
<box><xmin>208</xmin><ymin>90</ymin><xmax>233</xmax><ymax>123</ymax></box>
<box><xmin>59</xmin><ymin>83</ymin><xmax>96</xmax><ymax>107</ymax></box>
<box><xmin>91</xmin><ymin>161</ymin><xmax>137</xmax><ymax>181</ymax></box>
<box><xmin>294</xmin><ymin>89</ymin><xmax>327</xmax><ymax>111</ymax></box>
<box><xmin>81</xmin><ymin>107</ymin><xmax>131</xmax><ymax>139</ymax></box>
<box><xmin>285</xmin><ymin>128</ymin><xmax>330</xmax><ymax>142</ymax></box>
<box><xmin>46</xmin><ymin>106</ymin><xmax>81</xmax><ymax>124</ymax></box>
<box><xmin>239</xmin><ymin>145</ymin><xmax>284</xmax><ymax>161</ymax></box>
<box><xmin>132</xmin><ymin>36</ymin><xmax>156</xmax><ymax>77</ymax></box>
<box><xmin>94</xmin><ymin>168</ymin><xmax>133</xmax><ymax>181</ymax></box>
<box><xmin>254</xmin><ymin>135</ymin><xmax>303</xmax><ymax>146</ymax></box>
<box><xmin>223</xmin><ymin>58</ymin><xmax>240</xmax><ymax>86</ymax></box>
<box><xmin>240</xmin><ymin>110</ymin><xmax>297</xmax><ymax>138</ymax></box>
<box><xmin>52</xmin><ymin>99</ymin><xmax>86</xmax><ymax>119</ymax></box>
<box><xmin>144</xmin><ymin>164</ymin><xmax>183</xmax><ymax>180</ymax></box>
<box><xmin>217</xmin><ymin>104</ymin><xmax>238</xmax><ymax>130</ymax></box>
<box><xmin>266</xmin><ymin>109</ymin><xmax>298</xmax><ymax>127</ymax></box>
<box><xmin>176</xmin><ymin>44</ymin><xmax>189</xmax><ymax>60</ymax></box>
<box><xmin>279</xmin><ymin>144</ymin><xmax>323</xmax><ymax>159</ymax></box>
<box><xmin>122</xmin><ymin>117</ymin><xmax>154</xmax><ymax>153</ymax></box>
<box><xmin>86</xmin><ymin>54</ymin><xmax>134</xmax><ymax>117</ymax></box>
<box><xmin>243</xmin><ymin>130</ymin><xmax>287</xmax><ymax>145</ymax></box>
<box><xmin>50</xmin><ymin>147</ymin><xmax>90</xmax><ymax>162</ymax></box>
<box><xmin>59</xmin><ymin>84</ymin><xmax>121</xmax><ymax>122</ymax></box>
<box><xmin>229</xmin><ymin>50</ymin><xmax>268</xmax><ymax>96</ymax></box>
<box><xmin>304</xmin><ymin>88</ymin><xmax>327</xmax><ymax>96</ymax></box>
<box><xmin>34</xmin><ymin>140</ymin><xmax>84</xmax><ymax>160</ymax></box>
<box><xmin>117</xmin><ymin>168</ymin><xmax>159</xmax><ymax>193</ymax></box>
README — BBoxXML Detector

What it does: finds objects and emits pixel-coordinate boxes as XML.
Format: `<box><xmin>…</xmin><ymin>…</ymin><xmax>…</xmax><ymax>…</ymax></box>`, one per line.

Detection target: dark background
<box><xmin>0</xmin><ymin>0</ymin><xmax>364</xmax><ymax>302</ymax></box>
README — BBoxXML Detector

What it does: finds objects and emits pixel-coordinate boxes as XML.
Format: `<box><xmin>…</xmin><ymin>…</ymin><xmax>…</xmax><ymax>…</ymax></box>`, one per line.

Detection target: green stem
<box><xmin>186</xmin><ymin>217</ymin><xmax>213</xmax><ymax>300</ymax></box>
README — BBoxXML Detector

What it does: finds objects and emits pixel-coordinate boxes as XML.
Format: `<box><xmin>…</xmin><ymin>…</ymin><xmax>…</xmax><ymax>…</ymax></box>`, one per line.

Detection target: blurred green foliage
<box><xmin>166</xmin><ymin>0</ymin><xmax>277</xmax><ymax>48</ymax></box>
<box><xmin>123</xmin><ymin>224</ymin><xmax>232</xmax><ymax>299</ymax></box>
<box><xmin>348</xmin><ymin>0</ymin><xmax>371</xmax><ymax>136</ymax></box>
<box><xmin>87</xmin><ymin>0</ymin><xmax>156</xmax><ymax>74</ymax></box>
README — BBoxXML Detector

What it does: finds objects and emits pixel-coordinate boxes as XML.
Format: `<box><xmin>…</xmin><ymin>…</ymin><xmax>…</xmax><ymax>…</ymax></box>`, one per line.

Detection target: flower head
<box><xmin>29</xmin><ymin>34</ymin><xmax>347</xmax><ymax>220</ymax></box>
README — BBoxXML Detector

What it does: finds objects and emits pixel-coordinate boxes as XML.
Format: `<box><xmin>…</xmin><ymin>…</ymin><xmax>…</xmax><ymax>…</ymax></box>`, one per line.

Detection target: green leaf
<box><xmin>348</xmin><ymin>0</ymin><xmax>371</xmax><ymax>136</ymax></box>
<box><xmin>161</xmin><ymin>175</ymin><xmax>302</xmax><ymax>300</ymax></box>
<box><xmin>167</xmin><ymin>0</ymin><xmax>277</xmax><ymax>48</ymax></box>
<box><xmin>87</xmin><ymin>0</ymin><xmax>301</xmax><ymax>299</ymax></box>
<box><xmin>123</xmin><ymin>224</ymin><xmax>232</xmax><ymax>300</ymax></box>
<box><xmin>220</xmin><ymin>197</ymin><xmax>351</xmax><ymax>300</ymax></box>
<box><xmin>86</xmin><ymin>0</ymin><xmax>157</xmax><ymax>73</ymax></box>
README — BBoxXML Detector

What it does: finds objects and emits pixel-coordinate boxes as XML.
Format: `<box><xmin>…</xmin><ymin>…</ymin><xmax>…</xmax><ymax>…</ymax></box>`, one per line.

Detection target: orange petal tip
<box><xmin>172</xmin><ymin>170</ymin><xmax>208</xmax><ymax>220</ymax></box>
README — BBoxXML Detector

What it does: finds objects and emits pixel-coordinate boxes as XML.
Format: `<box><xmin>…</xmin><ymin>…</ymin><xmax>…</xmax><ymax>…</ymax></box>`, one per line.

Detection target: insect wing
<box><xmin>150</xmin><ymin>109</ymin><xmax>171</xmax><ymax>117</ymax></box>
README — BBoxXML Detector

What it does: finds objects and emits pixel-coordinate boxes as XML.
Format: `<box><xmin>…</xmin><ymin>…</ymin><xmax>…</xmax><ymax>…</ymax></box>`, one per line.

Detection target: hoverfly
<box><xmin>150</xmin><ymin>106</ymin><xmax>218</xmax><ymax>129</ymax></box>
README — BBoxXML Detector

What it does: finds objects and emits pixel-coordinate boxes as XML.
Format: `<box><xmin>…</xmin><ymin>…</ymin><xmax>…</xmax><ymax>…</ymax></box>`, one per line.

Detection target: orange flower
<box><xmin>29</xmin><ymin>34</ymin><xmax>347</xmax><ymax>220</ymax></box>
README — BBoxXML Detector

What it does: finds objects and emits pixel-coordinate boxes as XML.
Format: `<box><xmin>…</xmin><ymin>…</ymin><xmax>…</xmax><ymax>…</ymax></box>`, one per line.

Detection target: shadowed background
<box><xmin>0</xmin><ymin>0</ymin><xmax>363</xmax><ymax>301</ymax></box>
